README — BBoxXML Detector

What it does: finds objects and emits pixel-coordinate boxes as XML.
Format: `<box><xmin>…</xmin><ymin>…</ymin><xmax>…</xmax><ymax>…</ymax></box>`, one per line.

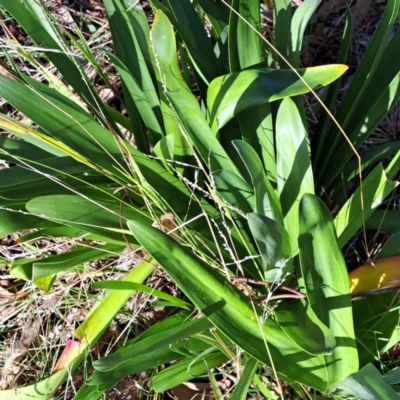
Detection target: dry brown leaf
<box><xmin>352</xmin><ymin>0</ymin><xmax>371</xmax><ymax>27</ymax></box>
<box><xmin>171</xmin><ymin>382</ymin><xmax>214</xmax><ymax>400</ymax></box>
<box><xmin>317</xmin><ymin>0</ymin><xmax>352</xmax><ymax>19</ymax></box>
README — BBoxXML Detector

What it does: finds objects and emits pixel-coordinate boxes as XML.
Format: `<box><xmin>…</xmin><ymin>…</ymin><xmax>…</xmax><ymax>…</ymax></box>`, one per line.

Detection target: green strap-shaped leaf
<box><xmin>167</xmin><ymin>0</ymin><xmax>221</xmax><ymax>84</ymax></box>
<box><xmin>290</xmin><ymin>0</ymin><xmax>321</xmax><ymax>68</ymax></box>
<box><xmin>166</xmin><ymin>90</ymin><xmax>239</xmax><ymax>175</ymax></box>
<box><xmin>214</xmin><ymin>169</ymin><xmax>255</xmax><ymax>215</ymax></box>
<box><xmin>207</xmin><ymin>65</ymin><xmax>348</xmax><ymax>132</ymax></box>
<box><xmin>92</xmin><ymin>280</ymin><xmax>192</xmax><ymax>310</ymax></box>
<box><xmin>274</xmin><ymin>298</ymin><xmax>336</xmax><ymax>357</ymax></box>
<box><xmin>230</xmin><ymin>357</ymin><xmax>259</xmax><ymax>400</ymax></box>
<box><xmin>334</xmin><ymin>164</ymin><xmax>398</xmax><ymax>248</ymax></box>
<box><xmin>26</xmin><ymin>194</ymin><xmax>152</xmax><ymax>244</ymax></box>
<box><xmin>150</xmin><ymin>350</ymin><xmax>229</xmax><ymax>392</ymax></box>
<box><xmin>0</xmin><ymin>0</ymin><xmax>119</xmax><ymax>134</ymax></box>
<box><xmin>273</xmin><ymin>0</ymin><xmax>292</xmax><ymax>68</ymax></box>
<box><xmin>317</xmin><ymin>0</ymin><xmax>400</xmax><ymax>188</ymax></box>
<box><xmin>233</xmin><ymin>140</ymin><xmax>283</xmax><ymax>224</ymax></box>
<box><xmin>198</xmin><ymin>0</ymin><xmax>229</xmax><ymax>37</ymax></box>
<box><xmin>103</xmin><ymin>0</ymin><xmax>162</xmax><ymax>126</ymax></box>
<box><xmin>247</xmin><ymin>212</ymin><xmax>293</xmax><ymax>282</ymax></box>
<box><xmin>338</xmin><ymin>364</ymin><xmax>399</xmax><ymax>400</ymax></box>
<box><xmin>87</xmin><ymin>312</ymin><xmax>192</xmax><ymax>389</ymax></box>
<box><xmin>298</xmin><ymin>194</ymin><xmax>358</xmax><ymax>389</ymax></box>
<box><xmin>127</xmin><ymin>220</ymin><xmax>332</xmax><ymax>391</ymax></box>
<box><xmin>276</xmin><ymin>98</ymin><xmax>314</xmax><ymax>252</ymax></box>
<box><xmin>151</xmin><ymin>10</ymin><xmax>194</xmax><ymax>176</ymax></box>
<box><xmin>0</xmin><ymin>137</ymin><xmax>56</xmax><ymax>162</ymax></box>
<box><xmin>228</xmin><ymin>0</ymin><xmax>264</xmax><ymax>72</ymax></box>
<box><xmin>106</xmin><ymin>51</ymin><xmax>164</xmax><ymax>145</ymax></box>
<box><xmin>11</xmin><ymin>243</ymin><xmax>124</xmax><ymax>282</ymax></box>
<box><xmin>94</xmin><ymin>317</ymin><xmax>212</xmax><ymax>371</ymax></box>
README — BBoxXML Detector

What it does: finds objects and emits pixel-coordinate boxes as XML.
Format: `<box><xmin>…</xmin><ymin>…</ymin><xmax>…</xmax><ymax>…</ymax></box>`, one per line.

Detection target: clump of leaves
<box><xmin>0</xmin><ymin>0</ymin><xmax>400</xmax><ymax>399</ymax></box>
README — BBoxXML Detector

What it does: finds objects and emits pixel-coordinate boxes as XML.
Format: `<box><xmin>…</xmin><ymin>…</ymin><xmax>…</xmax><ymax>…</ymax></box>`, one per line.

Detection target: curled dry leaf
<box><xmin>152</xmin><ymin>212</ymin><xmax>181</xmax><ymax>243</ymax></box>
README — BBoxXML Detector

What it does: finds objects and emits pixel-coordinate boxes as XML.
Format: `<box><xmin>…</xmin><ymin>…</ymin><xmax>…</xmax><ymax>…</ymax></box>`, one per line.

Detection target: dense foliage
<box><xmin>0</xmin><ymin>0</ymin><xmax>400</xmax><ymax>398</ymax></box>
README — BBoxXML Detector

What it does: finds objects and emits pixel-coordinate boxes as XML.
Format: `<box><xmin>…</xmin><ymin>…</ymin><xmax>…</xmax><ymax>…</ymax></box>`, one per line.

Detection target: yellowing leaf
<box><xmin>349</xmin><ymin>256</ymin><xmax>400</xmax><ymax>293</ymax></box>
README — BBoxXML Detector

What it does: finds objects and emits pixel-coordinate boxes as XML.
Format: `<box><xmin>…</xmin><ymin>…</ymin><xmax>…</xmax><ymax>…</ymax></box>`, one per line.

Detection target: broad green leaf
<box><xmin>213</xmin><ymin>169</ymin><xmax>256</xmax><ymax>241</ymax></box>
<box><xmin>214</xmin><ymin>169</ymin><xmax>255</xmax><ymax>215</ymax></box>
<box><xmin>336</xmin><ymin>0</ymin><xmax>400</xmax><ymax>120</ymax></box>
<box><xmin>385</xmin><ymin>145</ymin><xmax>400</xmax><ymax>181</ymax></box>
<box><xmin>127</xmin><ymin>311</ymin><xmax>193</xmax><ymax>344</ymax></box>
<box><xmin>338</xmin><ymin>364</ymin><xmax>399</xmax><ymax>400</ymax></box>
<box><xmin>384</xmin><ymin>367</ymin><xmax>400</xmax><ymax>385</ymax></box>
<box><xmin>91</xmin><ymin>281</ymin><xmax>193</xmax><ymax>310</ymax></box>
<box><xmin>208</xmin><ymin>65</ymin><xmax>348</xmax><ymax>132</ymax></box>
<box><xmin>72</xmin><ymin>384</ymin><xmax>106</xmax><ymax>400</ymax></box>
<box><xmin>321</xmin><ymin>70</ymin><xmax>400</xmax><ymax>190</ymax></box>
<box><xmin>125</xmin><ymin>0</ymin><xmax>155</xmax><ymax>78</ymax></box>
<box><xmin>334</xmin><ymin>164</ymin><xmax>398</xmax><ymax>248</ymax></box>
<box><xmin>276</xmin><ymin>98</ymin><xmax>314</xmax><ymax>252</ymax></box>
<box><xmin>0</xmin><ymin>157</ymin><xmax>91</xmax><ymax>189</ymax></box>
<box><xmin>0</xmin><ymin>114</ymin><xmax>89</xmax><ymax>165</ymax></box>
<box><xmin>0</xmin><ymin>73</ymin><xmax>249</xmax><ymax>256</ymax></box>
<box><xmin>128</xmin><ymin>220</ymin><xmax>333</xmax><ymax>391</ymax></box>
<box><xmin>0</xmin><ymin>75</ymin><xmax>130</xmax><ymax>179</ymax></box>
<box><xmin>275</xmin><ymin>298</ymin><xmax>336</xmax><ymax>357</ymax></box>
<box><xmin>230</xmin><ymin>357</ymin><xmax>259</xmax><ymax>400</ymax></box>
<box><xmin>152</xmin><ymin>134</ymin><xmax>175</xmax><ymax>172</ymax></box>
<box><xmin>298</xmin><ymin>194</ymin><xmax>358</xmax><ymax>388</ymax></box>
<box><xmin>233</xmin><ymin>140</ymin><xmax>282</xmax><ymax>224</ymax></box>
<box><xmin>213</xmin><ymin>25</ymin><xmax>230</xmax><ymax>72</ymax></box>
<box><xmin>87</xmin><ymin>346</ymin><xmax>181</xmax><ymax>393</ymax></box>
<box><xmin>248</xmin><ymin>213</ymin><xmax>293</xmax><ymax>282</ymax></box>
<box><xmin>0</xmin><ymin>209</ymin><xmax>59</xmax><ymax>238</ymax></box>
<box><xmin>88</xmin><ymin>312</ymin><xmax>192</xmax><ymax>387</ymax></box>
<box><xmin>253</xmin><ymin>374</ymin><xmax>276</xmax><ymax>399</ymax></box>
<box><xmin>228</xmin><ymin>0</ymin><xmax>275</xmax><ymax>181</ymax></box>
<box><xmin>238</xmin><ymin>106</ymin><xmax>276</xmax><ymax>185</ymax></box>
